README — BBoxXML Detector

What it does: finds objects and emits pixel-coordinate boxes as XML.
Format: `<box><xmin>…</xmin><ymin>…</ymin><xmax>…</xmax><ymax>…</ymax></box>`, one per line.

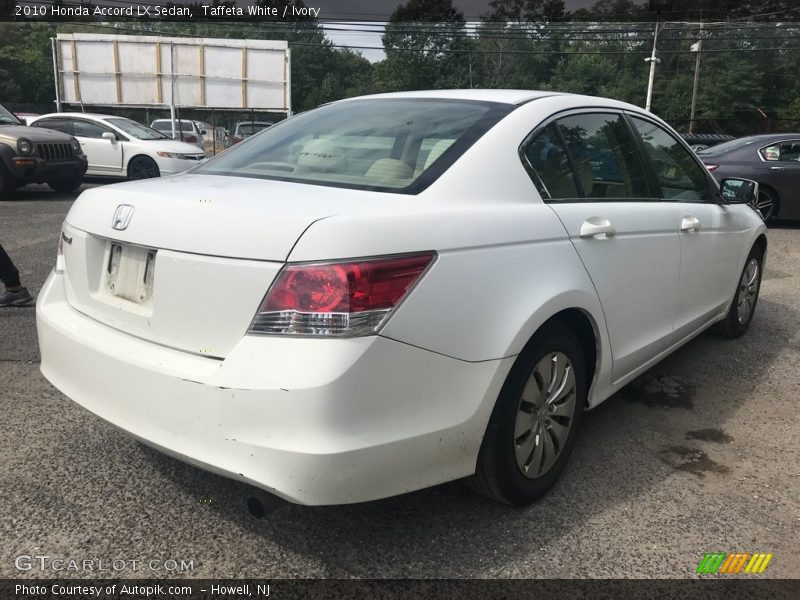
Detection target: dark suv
<box><xmin>0</xmin><ymin>103</ymin><xmax>88</xmax><ymax>198</ymax></box>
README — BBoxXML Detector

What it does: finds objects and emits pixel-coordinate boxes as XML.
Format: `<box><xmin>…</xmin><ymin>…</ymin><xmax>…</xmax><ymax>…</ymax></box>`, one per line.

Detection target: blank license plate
<box><xmin>105</xmin><ymin>242</ymin><xmax>156</xmax><ymax>305</ymax></box>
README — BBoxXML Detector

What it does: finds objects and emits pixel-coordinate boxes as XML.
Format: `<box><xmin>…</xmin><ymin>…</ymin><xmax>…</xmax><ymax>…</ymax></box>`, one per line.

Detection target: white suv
<box><xmin>149</xmin><ymin>119</ymin><xmax>205</xmax><ymax>149</ymax></box>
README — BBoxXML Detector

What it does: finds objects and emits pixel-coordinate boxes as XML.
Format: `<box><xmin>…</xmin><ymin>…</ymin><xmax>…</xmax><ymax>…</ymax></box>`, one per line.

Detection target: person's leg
<box><xmin>0</xmin><ymin>244</ymin><xmax>33</xmax><ymax>307</ymax></box>
<box><xmin>0</xmin><ymin>244</ymin><xmax>21</xmax><ymax>290</ymax></box>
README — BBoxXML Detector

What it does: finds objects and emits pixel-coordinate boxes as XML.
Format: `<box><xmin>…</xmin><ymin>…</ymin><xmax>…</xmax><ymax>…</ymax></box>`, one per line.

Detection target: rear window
<box><xmin>237</xmin><ymin>123</ymin><xmax>272</xmax><ymax>136</ymax></box>
<box><xmin>697</xmin><ymin>137</ymin><xmax>758</xmax><ymax>155</ymax></box>
<box><xmin>152</xmin><ymin>121</ymin><xmax>194</xmax><ymax>132</ymax></box>
<box><xmin>197</xmin><ymin>98</ymin><xmax>513</xmax><ymax>194</ymax></box>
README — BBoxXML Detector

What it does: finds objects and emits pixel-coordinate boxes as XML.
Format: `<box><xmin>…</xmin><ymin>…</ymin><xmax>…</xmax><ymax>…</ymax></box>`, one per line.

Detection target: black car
<box><xmin>698</xmin><ymin>134</ymin><xmax>800</xmax><ymax>222</ymax></box>
<box><xmin>0</xmin><ymin>103</ymin><xmax>88</xmax><ymax>198</ymax></box>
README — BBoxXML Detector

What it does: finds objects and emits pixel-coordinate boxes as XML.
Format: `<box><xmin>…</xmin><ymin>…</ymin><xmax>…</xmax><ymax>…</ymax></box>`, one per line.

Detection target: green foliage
<box><xmin>1</xmin><ymin>0</ymin><xmax>800</xmax><ymax>135</ymax></box>
<box><xmin>375</xmin><ymin>0</ymin><xmax>473</xmax><ymax>91</ymax></box>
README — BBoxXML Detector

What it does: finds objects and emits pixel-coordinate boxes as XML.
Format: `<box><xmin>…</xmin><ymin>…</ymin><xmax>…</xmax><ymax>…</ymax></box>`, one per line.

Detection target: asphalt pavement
<box><xmin>1</xmin><ymin>184</ymin><xmax>799</xmax><ymax>579</ymax></box>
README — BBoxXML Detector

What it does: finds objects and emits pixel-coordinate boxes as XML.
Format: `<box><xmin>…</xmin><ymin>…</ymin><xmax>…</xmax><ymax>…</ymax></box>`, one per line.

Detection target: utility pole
<box><xmin>644</xmin><ymin>16</ymin><xmax>662</xmax><ymax>112</ymax></box>
<box><xmin>688</xmin><ymin>28</ymin><xmax>704</xmax><ymax>133</ymax></box>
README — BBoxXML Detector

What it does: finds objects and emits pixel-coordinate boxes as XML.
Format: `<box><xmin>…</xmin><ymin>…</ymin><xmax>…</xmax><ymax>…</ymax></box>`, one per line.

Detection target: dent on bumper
<box><xmin>36</xmin><ymin>272</ymin><xmax>512</xmax><ymax>505</ymax></box>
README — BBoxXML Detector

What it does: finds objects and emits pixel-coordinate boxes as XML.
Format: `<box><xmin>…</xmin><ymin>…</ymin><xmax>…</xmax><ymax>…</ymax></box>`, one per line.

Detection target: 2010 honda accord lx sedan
<box><xmin>37</xmin><ymin>90</ymin><xmax>767</xmax><ymax>506</ymax></box>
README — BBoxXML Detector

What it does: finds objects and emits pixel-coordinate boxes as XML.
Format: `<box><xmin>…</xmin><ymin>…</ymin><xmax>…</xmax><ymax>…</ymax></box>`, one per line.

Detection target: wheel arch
<box><xmin>753</xmin><ymin>232</ymin><xmax>768</xmax><ymax>257</ymax></box>
<box><xmin>507</xmin><ymin>297</ymin><xmax>608</xmax><ymax>409</ymax></box>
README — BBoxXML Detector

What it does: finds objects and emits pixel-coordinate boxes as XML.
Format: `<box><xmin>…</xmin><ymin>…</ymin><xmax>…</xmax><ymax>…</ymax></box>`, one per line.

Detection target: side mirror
<box><xmin>200</xmin><ymin>130</ymin><xmax>207</xmax><ymax>136</ymax></box>
<box><xmin>102</xmin><ymin>132</ymin><xmax>117</xmax><ymax>143</ymax></box>
<box><xmin>719</xmin><ymin>178</ymin><xmax>759</xmax><ymax>205</ymax></box>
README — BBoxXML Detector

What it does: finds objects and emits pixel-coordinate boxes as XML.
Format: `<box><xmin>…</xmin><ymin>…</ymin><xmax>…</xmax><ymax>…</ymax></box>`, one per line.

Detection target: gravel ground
<box><xmin>1</xmin><ymin>185</ymin><xmax>798</xmax><ymax>579</ymax></box>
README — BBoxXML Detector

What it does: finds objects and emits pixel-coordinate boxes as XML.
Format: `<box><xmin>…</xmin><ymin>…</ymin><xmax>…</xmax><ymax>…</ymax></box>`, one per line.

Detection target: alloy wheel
<box><xmin>737</xmin><ymin>258</ymin><xmax>760</xmax><ymax>324</ymax></box>
<box><xmin>753</xmin><ymin>191</ymin><xmax>774</xmax><ymax>221</ymax></box>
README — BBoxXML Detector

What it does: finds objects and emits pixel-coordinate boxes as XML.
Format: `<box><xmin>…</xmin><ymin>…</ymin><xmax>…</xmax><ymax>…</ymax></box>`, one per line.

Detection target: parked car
<box><xmin>150</xmin><ymin>118</ymin><xmax>206</xmax><ymax>149</ymax></box>
<box><xmin>698</xmin><ymin>133</ymin><xmax>800</xmax><ymax>221</ymax></box>
<box><xmin>0</xmin><ymin>103</ymin><xmax>87</xmax><ymax>197</ymax></box>
<box><xmin>681</xmin><ymin>132</ymin><xmax>735</xmax><ymax>153</ymax></box>
<box><xmin>228</xmin><ymin>121</ymin><xmax>274</xmax><ymax>147</ymax></box>
<box><xmin>37</xmin><ymin>91</ymin><xmax>766</xmax><ymax>506</ymax></box>
<box><xmin>194</xmin><ymin>121</ymin><xmax>226</xmax><ymax>154</ymax></box>
<box><xmin>31</xmin><ymin>114</ymin><xmax>207</xmax><ymax>180</ymax></box>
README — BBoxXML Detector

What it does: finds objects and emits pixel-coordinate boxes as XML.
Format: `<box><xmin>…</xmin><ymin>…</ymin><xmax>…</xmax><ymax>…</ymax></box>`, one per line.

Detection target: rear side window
<box><xmin>760</xmin><ymin>141</ymin><xmax>800</xmax><ymax>162</ymax></box>
<box><xmin>34</xmin><ymin>119</ymin><xmax>73</xmax><ymax>135</ymax></box>
<box><xmin>522</xmin><ymin>123</ymin><xmax>578</xmax><ymax>199</ymax></box>
<box><xmin>522</xmin><ymin>113</ymin><xmax>648</xmax><ymax>201</ymax></box>
<box><xmin>630</xmin><ymin>116</ymin><xmax>710</xmax><ymax>202</ymax></box>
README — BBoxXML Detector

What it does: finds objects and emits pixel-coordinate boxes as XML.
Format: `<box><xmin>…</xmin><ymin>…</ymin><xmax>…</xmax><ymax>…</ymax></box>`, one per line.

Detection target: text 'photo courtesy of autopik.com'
<box><xmin>1</xmin><ymin>0</ymin><xmax>800</xmax><ymax>598</ymax></box>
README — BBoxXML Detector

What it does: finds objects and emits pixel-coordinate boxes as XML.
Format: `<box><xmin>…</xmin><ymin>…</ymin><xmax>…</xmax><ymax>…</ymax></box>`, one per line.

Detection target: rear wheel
<box><xmin>471</xmin><ymin>321</ymin><xmax>586</xmax><ymax>505</ymax></box>
<box><xmin>127</xmin><ymin>156</ymin><xmax>160</xmax><ymax>180</ymax></box>
<box><xmin>46</xmin><ymin>173</ymin><xmax>83</xmax><ymax>194</ymax></box>
<box><xmin>753</xmin><ymin>187</ymin><xmax>778</xmax><ymax>222</ymax></box>
<box><xmin>713</xmin><ymin>245</ymin><xmax>763</xmax><ymax>339</ymax></box>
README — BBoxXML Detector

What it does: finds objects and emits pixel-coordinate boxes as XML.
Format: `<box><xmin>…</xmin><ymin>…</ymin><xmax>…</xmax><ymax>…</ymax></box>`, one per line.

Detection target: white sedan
<box><xmin>30</xmin><ymin>113</ymin><xmax>207</xmax><ymax>179</ymax></box>
<box><xmin>37</xmin><ymin>91</ymin><xmax>766</xmax><ymax>506</ymax></box>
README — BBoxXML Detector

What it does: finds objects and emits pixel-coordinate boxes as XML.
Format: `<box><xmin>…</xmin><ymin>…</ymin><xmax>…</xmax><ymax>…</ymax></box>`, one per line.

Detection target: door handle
<box><xmin>769</xmin><ymin>166</ymin><xmax>785</xmax><ymax>171</ymax></box>
<box><xmin>680</xmin><ymin>217</ymin><xmax>701</xmax><ymax>232</ymax></box>
<box><xmin>579</xmin><ymin>218</ymin><xmax>616</xmax><ymax>239</ymax></box>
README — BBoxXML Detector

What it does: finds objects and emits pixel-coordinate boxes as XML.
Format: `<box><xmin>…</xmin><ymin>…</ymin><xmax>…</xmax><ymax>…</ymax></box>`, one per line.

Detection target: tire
<box><xmin>127</xmin><ymin>156</ymin><xmax>160</xmax><ymax>180</ymax></box>
<box><xmin>46</xmin><ymin>174</ymin><xmax>83</xmax><ymax>194</ymax></box>
<box><xmin>753</xmin><ymin>186</ymin><xmax>778</xmax><ymax>223</ymax></box>
<box><xmin>712</xmin><ymin>245</ymin><xmax>764</xmax><ymax>339</ymax></box>
<box><xmin>470</xmin><ymin>321</ymin><xmax>586</xmax><ymax>505</ymax></box>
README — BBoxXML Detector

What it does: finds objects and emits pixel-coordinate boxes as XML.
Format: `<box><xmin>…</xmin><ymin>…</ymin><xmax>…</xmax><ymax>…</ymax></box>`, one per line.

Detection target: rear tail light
<box><xmin>705</xmin><ymin>164</ymin><xmax>718</xmax><ymax>172</ymax></box>
<box><xmin>248</xmin><ymin>252</ymin><xmax>436</xmax><ymax>337</ymax></box>
<box><xmin>55</xmin><ymin>226</ymin><xmax>67</xmax><ymax>274</ymax></box>
<box><xmin>232</xmin><ymin>136</ymin><xmax>242</xmax><ymax>144</ymax></box>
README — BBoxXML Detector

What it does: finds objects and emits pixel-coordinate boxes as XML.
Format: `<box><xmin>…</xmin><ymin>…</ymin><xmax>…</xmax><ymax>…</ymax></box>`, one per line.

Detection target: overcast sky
<box><xmin>317</xmin><ymin>1</ymin><xmax>601</xmax><ymax>62</ymax></box>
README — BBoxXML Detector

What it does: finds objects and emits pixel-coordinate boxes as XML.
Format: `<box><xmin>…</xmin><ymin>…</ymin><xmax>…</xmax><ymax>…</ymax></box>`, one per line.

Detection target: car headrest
<box><xmin>296</xmin><ymin>138</ymin><xmax>346</xmax><ymax>173</ymax></box>
<box><xmin>424</xmin><ymin>139</ymin><xmax>455</xmax><ymax>170</ymax></box>
<box><xmin>365</xmin><ymin>158</ymin><xmax>413</xmax><ymax>182</ymax></box>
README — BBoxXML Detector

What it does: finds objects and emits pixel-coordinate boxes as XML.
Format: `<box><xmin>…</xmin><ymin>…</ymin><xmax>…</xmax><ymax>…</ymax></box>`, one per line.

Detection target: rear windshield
<box><xmin>0</xmin><ymin>104</ymin><xmax>22</xmax><ymax>125</ymax></box>
<box><xmin>237</xmin><ymin>123</ymin><xmax>272</xmax><ymax>135</ymax></box>
<box><xmin>697</xmin><ymin>137</ymin><xmax>758</xmax><ymax>155</ymax></box>
<box><xmin>197</xmin><ymin>98</ymin><xmax>513</xmax><ymax>193</ymax></box>
<box><xmin>152</xmin><ymin>121</ymin><xmax>194</xmax><ymax>132</ymax></box>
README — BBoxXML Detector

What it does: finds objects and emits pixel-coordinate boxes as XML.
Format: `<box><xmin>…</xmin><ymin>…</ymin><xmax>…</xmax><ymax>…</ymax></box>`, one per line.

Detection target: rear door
<box><xmin>628</xmin><ymin>114</ymin><xmax>747</xmax><ymax>338</ymax></box>
<box><xmin>522</xmin><ymin>110</ymin><xmax>681</xmax><ymax>381</ymax></box>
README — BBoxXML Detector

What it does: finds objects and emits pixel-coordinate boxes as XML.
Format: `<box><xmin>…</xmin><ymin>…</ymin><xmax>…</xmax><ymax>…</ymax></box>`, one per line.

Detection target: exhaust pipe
<box><xmin>246</xmin><ymin>488</ymin><xmax>285</xmax><ymax>518</ymax></box>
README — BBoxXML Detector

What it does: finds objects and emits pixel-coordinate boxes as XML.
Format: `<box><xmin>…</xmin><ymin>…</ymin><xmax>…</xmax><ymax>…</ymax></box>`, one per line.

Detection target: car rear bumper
<box><xmin>36</xmin><ymin>271</ymin><xmax>511</xmax><ymax>505</ymax></box>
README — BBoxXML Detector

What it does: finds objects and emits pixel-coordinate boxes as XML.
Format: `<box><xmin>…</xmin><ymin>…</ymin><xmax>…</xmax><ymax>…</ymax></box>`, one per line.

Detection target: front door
<box><xmin>629</xmin><ymin>115</ymin><xmax>750</xmax><ymax>338</ymax></box>
<box><xmin>72</xmin><ymin>119</ymin><xmax>123</xmax><ymax>176</ymax></box>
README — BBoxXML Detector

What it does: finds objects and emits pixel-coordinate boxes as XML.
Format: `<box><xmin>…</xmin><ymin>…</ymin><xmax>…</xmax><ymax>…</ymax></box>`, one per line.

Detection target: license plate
<box><xmin>105</xmin><ymin>242</ymin><xmax>156</xmax><ymax>306</ymax></box>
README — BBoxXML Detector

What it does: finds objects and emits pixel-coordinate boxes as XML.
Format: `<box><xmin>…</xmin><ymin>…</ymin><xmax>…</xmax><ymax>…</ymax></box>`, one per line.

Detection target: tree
<box><xmin>375</xmin><ymin>0</ymin><xmax>472</xmax><ymax>91</ymax></box>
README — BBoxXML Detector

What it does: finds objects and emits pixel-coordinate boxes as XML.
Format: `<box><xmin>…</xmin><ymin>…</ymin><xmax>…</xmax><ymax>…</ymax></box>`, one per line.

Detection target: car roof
<box><xmin>35</xmin><ymin>112</ymin><xmax>121</xmax><ymax>120</ymax></box>
<box><xmin>334</xmin><ymin>89</ymin><xmax>646</xmax><ymax>113</ymax></box>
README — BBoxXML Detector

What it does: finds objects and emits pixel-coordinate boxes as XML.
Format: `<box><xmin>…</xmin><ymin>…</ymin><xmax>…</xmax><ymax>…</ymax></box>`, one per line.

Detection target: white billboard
<box><xmin>54</xmin><ymin>33</ymin><xmax>291</xmax><ymax>113</ymax></box>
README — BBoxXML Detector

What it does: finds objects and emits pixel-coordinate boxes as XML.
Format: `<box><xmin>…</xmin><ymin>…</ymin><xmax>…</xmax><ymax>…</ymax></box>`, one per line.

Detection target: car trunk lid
<box><xmin>59</xmin><ymin>174</ymin><xmax>392</xmax><ymax>357</ymax></box>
